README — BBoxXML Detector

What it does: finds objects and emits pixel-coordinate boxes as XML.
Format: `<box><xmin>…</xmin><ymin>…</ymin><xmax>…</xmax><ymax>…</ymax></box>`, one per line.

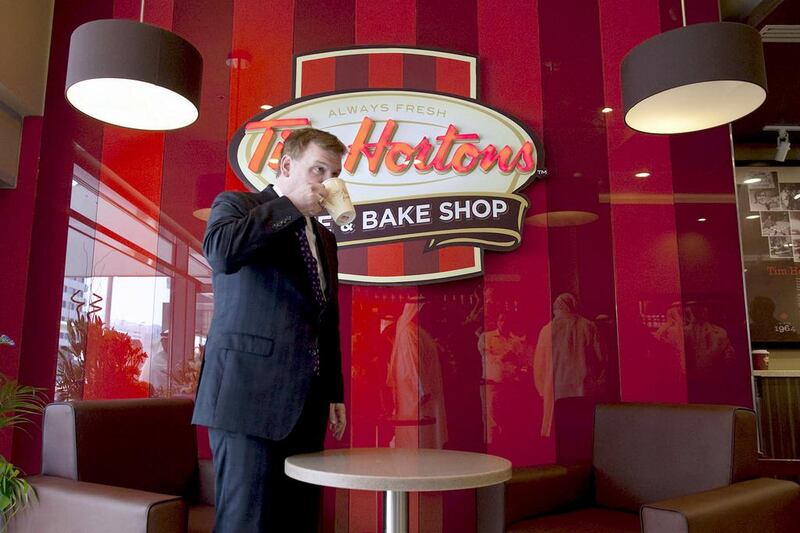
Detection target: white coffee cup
<box><xmin>322</xmin><ymin>177</ymin><xmax>356</xmax><ymax>226</ymax></box>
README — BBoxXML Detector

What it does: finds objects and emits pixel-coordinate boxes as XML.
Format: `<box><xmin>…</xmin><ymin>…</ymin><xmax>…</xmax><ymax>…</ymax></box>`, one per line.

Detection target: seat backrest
<box><xmin>41</xmin><ymin>398</ymin><xmax>198</xmax><ymax>498</ymax></box>
<box><xmin>593</xmin><ymin>403</ymin><xmax>758</xmax><ymax>513</ymax></box>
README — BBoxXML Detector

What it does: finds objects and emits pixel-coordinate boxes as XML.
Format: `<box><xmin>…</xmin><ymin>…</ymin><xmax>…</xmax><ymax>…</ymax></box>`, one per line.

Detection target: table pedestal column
<box><xmin>383</xmin><ymin>490</ymin><xmax>408</xmax><ymax>533</ymax></box>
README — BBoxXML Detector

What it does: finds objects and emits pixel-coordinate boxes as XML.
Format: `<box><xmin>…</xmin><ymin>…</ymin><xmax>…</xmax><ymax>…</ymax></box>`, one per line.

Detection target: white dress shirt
<box><xmin>273</xmin><ymin>185</ymin><xmax>326</xmax><ymax>295</ymax></box>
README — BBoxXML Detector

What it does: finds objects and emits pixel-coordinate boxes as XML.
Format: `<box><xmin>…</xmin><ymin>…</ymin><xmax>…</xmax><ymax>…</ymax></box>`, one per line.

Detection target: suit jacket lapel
<box><xmin>258</xmin><ymin>187</ymin><xmax>333</xmax><ymax>300</ymax></box>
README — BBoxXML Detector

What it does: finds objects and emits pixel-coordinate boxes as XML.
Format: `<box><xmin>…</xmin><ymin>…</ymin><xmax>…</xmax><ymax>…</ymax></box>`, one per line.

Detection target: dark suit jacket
<box><xmin>192</xmin><ymin>186</ymin><xmax>344</xmax><ymax>440</ymax></box>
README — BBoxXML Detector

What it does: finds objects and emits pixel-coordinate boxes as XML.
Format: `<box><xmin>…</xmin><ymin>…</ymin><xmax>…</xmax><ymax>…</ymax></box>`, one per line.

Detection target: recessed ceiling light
<box><xmin>742</xmin><ymin>177</ymin><xmax>761</xmax><ymax>184</ymax></box>
<box><xmin>260</xmin><ymin>104</ymin><xmax>273</xmax><ymax>110</ymax></box>
<box><xmin>635</xmin><ymin>172</ymin><xmax>651</xmax><ymax>178</ymax></box>
<box><xmin>698</xmin><ymin>218</ymin><xmax>707</xmax><ymax>222</ymax></box>
<box><xmin>601</xmin><ymin>107</ymin><xmax>613</xmax><ymax>113</ymax></box>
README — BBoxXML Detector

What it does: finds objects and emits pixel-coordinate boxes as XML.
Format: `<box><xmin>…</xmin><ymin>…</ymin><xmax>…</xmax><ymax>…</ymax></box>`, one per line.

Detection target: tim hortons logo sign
<box><xmin>229</xmin><ymin>89</ymin><xmax>546</xmax><ymax>285</ymax></box>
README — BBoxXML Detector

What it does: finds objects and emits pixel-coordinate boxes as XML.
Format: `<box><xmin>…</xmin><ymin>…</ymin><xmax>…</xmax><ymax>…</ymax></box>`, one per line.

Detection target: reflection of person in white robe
<box><xmin>533</xmin><ymin>294</ymin><xmax>603</xmax><ymax>437</ymax></box>
<box><xmin>387</xmin><ymin>300</ymin><xmax>447</xmax><ymax>448</ymax></box>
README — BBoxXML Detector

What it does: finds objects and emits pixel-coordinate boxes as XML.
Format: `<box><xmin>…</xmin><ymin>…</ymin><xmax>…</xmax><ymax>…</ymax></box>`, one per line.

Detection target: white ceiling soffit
<box><xmin>721</xmin><ymin>0</ymin><xmax>765</xmax><ymax>21</ymax></box>
<box><xmin>720</xmin><ymin>0</ymin><xmax>784</xmax><ymax>26</ymax></box>
<box><xmin>760</xmin><ymin>25</ymin><xmax>800</xmax><ymax>42</ymax></box>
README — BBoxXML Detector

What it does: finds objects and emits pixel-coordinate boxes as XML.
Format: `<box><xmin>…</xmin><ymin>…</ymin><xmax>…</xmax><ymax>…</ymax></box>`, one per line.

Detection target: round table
<box><xmin>285</xmin><ymin>447</ymin><xmax>512</xmax><ymax>533</ymax></box>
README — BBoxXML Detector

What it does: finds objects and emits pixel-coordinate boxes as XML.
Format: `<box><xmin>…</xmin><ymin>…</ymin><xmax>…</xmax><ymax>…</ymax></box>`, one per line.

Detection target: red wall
<box><xmin>0</xmin><ymin>0</ymin><xmax>753</xmax><ymax>531</ymax></box>
<box><xmin>0</xmin><ymin>117</ymin><xmax>42</xmax><ymax>459</ymax></box>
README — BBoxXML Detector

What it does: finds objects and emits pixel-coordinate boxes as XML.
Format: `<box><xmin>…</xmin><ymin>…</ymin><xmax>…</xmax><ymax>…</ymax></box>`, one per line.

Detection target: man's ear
<box><xmin>279</xmin><ymin>155</ymin><xmax>291</xmax><ymax>178</ymax></box>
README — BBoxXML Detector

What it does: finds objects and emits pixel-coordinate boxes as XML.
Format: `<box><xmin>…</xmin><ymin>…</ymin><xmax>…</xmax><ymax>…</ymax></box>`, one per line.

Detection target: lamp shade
<box><xmin>622</xmin><ymin>22</ymin><xmax>766</xmax><ymax>134</ymax></box>
<box><xmin>66</xmin><ymin>19</ymin><xmax>203</xmax><ymax>130</ymax></box>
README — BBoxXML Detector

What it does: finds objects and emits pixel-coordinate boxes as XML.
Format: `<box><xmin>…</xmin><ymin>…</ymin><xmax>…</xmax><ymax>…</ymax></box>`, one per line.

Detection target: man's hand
<box><xmin>328</xmin><ymin>403</ymin><xmax>346</xmax><ymax>440</ymax></box>
<box><xmin>277</xmin><ymin>175</ymin><xmax>328</xmax><ymax>217</ymax></box>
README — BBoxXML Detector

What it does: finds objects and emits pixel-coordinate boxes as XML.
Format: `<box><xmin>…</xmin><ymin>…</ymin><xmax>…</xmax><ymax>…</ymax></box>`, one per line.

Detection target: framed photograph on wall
<box><xmin>748</xmin><ymin>186</ymin><xmax>781</xmax><ymax>211</ymax></box>
<box><xmin>737</xmin><ymin>167</ymin><xmax>800</xmax><ymax>346</ymax></box>
<box><xmin>745</xmin><ymin>170</ymin><xmax>777</xmax><ymax>189</ymax></box>
<box><xmin>761</xmin><ymin>212</ymin><xmax>790</xmax><ymax>236</ymax></box>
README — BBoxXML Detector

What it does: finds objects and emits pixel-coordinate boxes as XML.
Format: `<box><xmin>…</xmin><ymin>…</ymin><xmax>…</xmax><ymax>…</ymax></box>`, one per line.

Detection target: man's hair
<box><xmin>282</xmin><ymin>127</ymin><xmax>347</xmax><ymax>161</ymax></box>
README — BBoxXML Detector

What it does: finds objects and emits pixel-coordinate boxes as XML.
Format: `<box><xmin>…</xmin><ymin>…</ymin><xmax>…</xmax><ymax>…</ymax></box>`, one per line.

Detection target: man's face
<box><xmin>284</xmin><ymin>141</ymin><xmax>342</xmax><ymax>185</ymax></box>
<box><xmin>756</xmin><ymin>191</ymin><xmax>768</xmax><ymax>203</ymax></box>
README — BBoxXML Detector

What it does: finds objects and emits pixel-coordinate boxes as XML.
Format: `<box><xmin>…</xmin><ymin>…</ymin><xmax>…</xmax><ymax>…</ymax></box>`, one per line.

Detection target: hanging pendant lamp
<box><xmin>65</xmin><ymin>14</ymin><xmax>202</xmax><ymax>131</ymax></box>
<box><xmin>621</xmin><ymin>21</ymin><xmax>767</xmax><ymax>134</ymax></box>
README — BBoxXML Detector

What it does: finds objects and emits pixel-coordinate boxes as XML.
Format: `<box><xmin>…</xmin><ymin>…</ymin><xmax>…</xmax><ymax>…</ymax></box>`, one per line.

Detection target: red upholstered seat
<box><xmin>9</xmin><ymin>398</ymin><xmax>216</xmax><ymax>533</ymax></box>
<box><xmin>508</xmin><ymin>508</ymin><xmax>639</xmax><ymax>533</ymax></box>
<box><xmin>478</xmin><ymin>403</ymin><xmax>800</xmax><ymax>533</ymax></box>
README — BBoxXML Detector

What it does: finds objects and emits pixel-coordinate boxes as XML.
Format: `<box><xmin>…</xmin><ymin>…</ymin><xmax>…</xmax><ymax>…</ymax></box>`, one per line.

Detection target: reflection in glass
<box><xmin>533</xmin><ymin>294</ymin><xmax>603</xmax><ymax>437</ymax></box>
<box><xmin>478</xmin><ymin>312</ymin><xmax>530</xmax><ymax>447</ymax></box>
<box><xmin>387</xmin><ymin>297</ymin><xmax>447</xmax><ymax>449</ymax></box>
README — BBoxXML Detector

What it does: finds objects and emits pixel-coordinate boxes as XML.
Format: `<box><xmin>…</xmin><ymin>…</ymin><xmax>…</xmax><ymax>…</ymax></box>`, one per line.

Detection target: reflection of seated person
<box><xmin>653</xmin><ymin>304</ymin><xmax>687</xmax><ymax>372</ymax></box>
<box><xmin>683</xmin><ymin>303</ymin><xmax>738</xmax><ymax>403</ymax></box>
<box><xmin>654</xmin><ymin>304</ymin><xmax>683</xmax><ymax>346</ymax></box>
<box><xmin>140</xmin><ymin>329</ymin><xmax>170</xmax><ymax>392</ymax></box>
<box><xmin>478</xmin><ymin>313</ymin><xmax>528</xmax><ymax>384</ymax></box>
<box><xmin>684</xmin><ymin>304</ymin><xmax>734</xmax><ymax>373</ymax></box>
<box><xmin>478</xmin><ymin>313</ymin><xmax>530</xmax><ymax>445</ymax></box>
<box><xmin>750</xmin><ymin>296</ymin><xmax>799</xmax><ymax>341</ymax></box>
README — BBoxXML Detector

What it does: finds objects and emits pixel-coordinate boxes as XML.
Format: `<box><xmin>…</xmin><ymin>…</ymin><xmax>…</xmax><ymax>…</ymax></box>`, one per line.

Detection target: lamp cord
<box><xmin>140</xmin><ymin>0</ymin><xmax>145</xmax><ymax>23</ymax></box>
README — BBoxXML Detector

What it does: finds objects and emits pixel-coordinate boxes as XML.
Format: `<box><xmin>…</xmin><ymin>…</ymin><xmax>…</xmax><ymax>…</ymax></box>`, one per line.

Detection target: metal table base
<box><xmin>383</xmin><ymin>490</ymin><xmax>409</xmax><ymax>533</ymax></box>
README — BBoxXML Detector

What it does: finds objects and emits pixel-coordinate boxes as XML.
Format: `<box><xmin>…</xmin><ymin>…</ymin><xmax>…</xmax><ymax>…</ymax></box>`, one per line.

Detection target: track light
<box><xmin>776</xmin><ymin>129</ymin><xmax>791</xmax><ymax>162</ymax></box>
<box><xmin>764</xmin><ymin>125</ymin><xmax>800</xmax><ymax>162</ymax></box>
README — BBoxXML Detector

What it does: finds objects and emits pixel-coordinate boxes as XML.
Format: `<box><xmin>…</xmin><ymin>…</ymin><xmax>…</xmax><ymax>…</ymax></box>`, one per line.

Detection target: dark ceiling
<box><xmin>723</xmin><ymin>0</ymin><xmax>800</xmax><ymax>157</ymax></box>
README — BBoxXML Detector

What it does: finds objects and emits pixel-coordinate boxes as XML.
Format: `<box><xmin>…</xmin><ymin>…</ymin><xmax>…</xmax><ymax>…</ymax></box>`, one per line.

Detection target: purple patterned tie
<box><xmin>295</xmin><ymin>225</ymin><xmax>325</xmax><ymax>306</ymax></box>
<box><xmin>296</xmin><ymin>224</ymin><xmax>323</xmax><ymax>375</ymax></box>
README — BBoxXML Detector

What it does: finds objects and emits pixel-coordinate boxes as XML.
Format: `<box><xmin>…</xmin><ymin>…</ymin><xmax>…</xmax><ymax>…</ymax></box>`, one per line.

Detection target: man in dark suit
<box><xmin>192</xmin><ymin>128</ymin><xmax>347</xmax><ymax>532</ymax></box>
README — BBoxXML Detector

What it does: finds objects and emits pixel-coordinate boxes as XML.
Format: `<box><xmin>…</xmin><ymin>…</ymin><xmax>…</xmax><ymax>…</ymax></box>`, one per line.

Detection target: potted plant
<box><xmin>56</xmin><ymin>308</ymin><xmax>148</xmax><ymax>401</ymax></box>
<box><xmin>0</xmin><ymin>334</ymin><xmax>46</xmax><ymax>529</ymax></box>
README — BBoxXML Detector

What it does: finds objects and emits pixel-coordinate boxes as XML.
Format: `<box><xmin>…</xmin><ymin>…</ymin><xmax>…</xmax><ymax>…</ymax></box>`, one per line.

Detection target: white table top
<box><xmin>285</xmin><ymin>448</ymin><xmax>512</xmax><ymax>492</ymax></box>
